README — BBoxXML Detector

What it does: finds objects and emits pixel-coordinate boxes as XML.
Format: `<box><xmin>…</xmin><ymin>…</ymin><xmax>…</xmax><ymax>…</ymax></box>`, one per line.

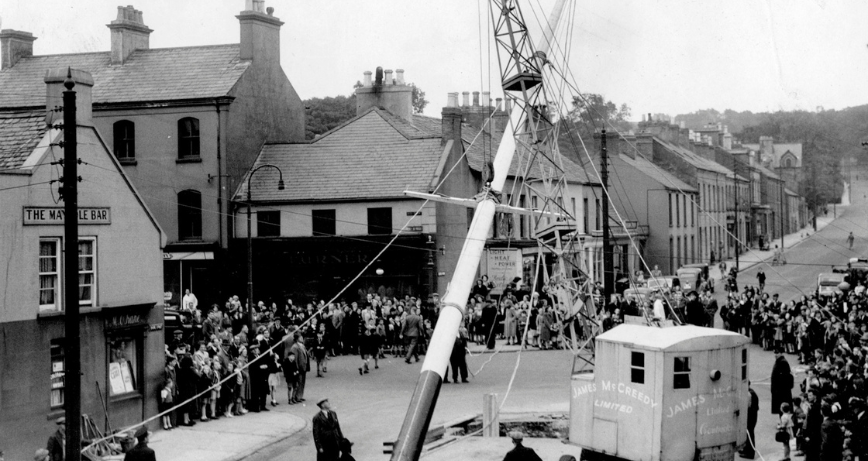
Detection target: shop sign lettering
<box><xmin>106</xmin><ymin>314</ymin><xmax>147</xmax><ymax>330</ymax></box>
<box><xmin>666</xmin><ymin>395</ymin><xmax>706</xmax><ymax>418</ymax></box>
<box><xmin>287</xmin><ymin>252</ymin><xmax>370</xmax><ymax>265</ymax></box>
<box><xmin>23</xmin><ymin>207</ymin><xmax>111</xmax><ymax>225</ymax></box>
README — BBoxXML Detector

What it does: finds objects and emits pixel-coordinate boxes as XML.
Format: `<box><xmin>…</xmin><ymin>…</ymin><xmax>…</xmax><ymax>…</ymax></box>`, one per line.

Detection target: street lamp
<box><xmin>246</xmin><ymin>164</ymin><xmax>285</xmax><ymax>334</ymax></box>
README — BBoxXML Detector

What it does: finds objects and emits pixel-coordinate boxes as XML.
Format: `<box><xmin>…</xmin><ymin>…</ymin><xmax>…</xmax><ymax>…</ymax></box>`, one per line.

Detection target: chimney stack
<box><xmin>363</xmin><ymin>71</ymin><xmax>372</xmax><ymax>87</ymax></box>
<box><xmin>45</xmin><ymin>68</ymin><xmax>94</xmax><ymax>127</ymax></box>
<box><xmin>446</xmin><ymin>92</ymin><xmax>458</xmax><ymax>108</ymax></box>
<box><xmin>107</xmin><ymin>5</ymin><xmax>153</xmax><ymax>66</ymax></box>
<box><xmin>482</xmin><ymin>91</ymin><xmax>490</xmax><ymax>108</ymax></box>
<box><xmin>472</xmin><ymin>91</ymin><xmax>480</xmax><ymax>107</ymax></box>
<box><xmin>0</xmin><ymin>30</ymin><xmax>37</xmax><ymax>70</ymax></box>
<box><xmin>237</xmin><ymin>1</ymin><xmax>283</xmax><ymax>63</ymax></box>
<box><xmin>462</xmin><ymin>92</ymin><xmax>470</xmax><ymax>107</ymax></box>
<box><xmin>396</xmin><ymin>69</ymin><xmax>405</xmax><ymax>85</ymax></box>
<box><xmin>355</xmin><ymin>67</ymin><xmax>413</xmax><ymax>121</ymax></box>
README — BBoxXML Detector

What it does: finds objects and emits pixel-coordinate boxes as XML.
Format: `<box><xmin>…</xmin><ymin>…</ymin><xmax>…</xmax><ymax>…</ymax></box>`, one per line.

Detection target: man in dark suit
<box><xmin>820</xmin><ymin>404</ymin><xmax>843</xmax><ymax>461</ymax></box>
<box><xmin>312</xmin><ymin>398</ymin><xmax>344</xmax><ymax>461</ymax></box>
<box><xmin>46</xmin><ymin>417</ymin><xmax>65</xmax><ymax>461</ymax></box>
<box><xmin>702</xmin><ymin>292</ymin><xmax>719</xmax><ymax>328</ymax></box>
<box><xmin>123</xmin><ymin>426</ymin><xmax>156</xmax><ymax>461</ymax></box>
<box><xmin>401</xmin><ymin>308</ymin><xmax>423</xmax><ymax>364</ymax></box>
<box><xmin>502</xmin><ymin>431</ymin><xmax>542</xmax><ymax>461</ymax></box>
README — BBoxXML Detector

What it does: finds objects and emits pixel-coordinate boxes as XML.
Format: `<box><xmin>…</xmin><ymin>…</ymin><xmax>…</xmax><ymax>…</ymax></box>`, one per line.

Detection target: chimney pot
<box><xmin>472</xmin><ymin>91</ymin><xmax>480</xmax><ymax>107</ymax></box>
<box><xmin>384</xmin><ymin>69</ymin><xmax>393</xmax><ymax>85</ymax></box>
<box><xmin>363</xmin><ymin>71</ymin><xmax>372</xmax><ymax>87</ymax></box>
<box><xmin>267</xmin><ymin>6</ymin><xmax>274</xmax><ymax>16</ymax></box>
<box><xmin>396</xmin><ymin>69</ymin><xmax>404</xmax><ymax>85</ymax></box>
<box><xmin>482</xmin><ymin>91</ymin><xmax>490</xmax><ymax>108</ymax></box>
<box><xmin>447</xmin><ymin>92</ymin><xmax>458</xmax><ymax>108</ymax></box>
<box><xmin>462</xmin><ymin>92</ymin><xmax>470</xmax><ymax>107</ymax></box>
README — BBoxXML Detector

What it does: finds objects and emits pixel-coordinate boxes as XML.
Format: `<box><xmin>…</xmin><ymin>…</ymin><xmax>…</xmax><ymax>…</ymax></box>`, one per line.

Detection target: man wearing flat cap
<box><xmin>46</xmin><ymin>417</ymin><xmax>65</xmax><ymax>461</ymax></box>
<box><xmin>123</xmin><ymin>426</ymin><xmax>155</xmax><ymax>461</ymax></box>
<box><xmin>312</xmin><ymin>398</ymin><xmax>344</xmax><ymax>461</ymax></box>
<box><xmin>503</xmin><ymin>431</ymin><xmax>542</xmax><ymax>461</ymax></box>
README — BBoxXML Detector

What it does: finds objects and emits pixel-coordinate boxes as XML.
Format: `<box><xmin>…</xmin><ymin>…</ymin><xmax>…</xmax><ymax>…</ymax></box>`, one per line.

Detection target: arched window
<box><xmin>177</xmin><ymin>117</ymin><xmax>200</xmax><ymax>159</ymax></box>
<box><xmin>781</xmin><ymin>152</ymin><xmax>797</xmax><ymax>168</ymax></box>
<box><xmin>784</xmin><ymin>158</ymin><xmax>792</xmax><ymax>167</ymax></box>
<box><xmin>113</xmin><ymin>120</ymin><xmax>135</xmax><ymax>160</ymax></box>
<box><xmin>178</xmin><ymin>190</ymin><xmax>202</xmax><ymax>240</ymax></box>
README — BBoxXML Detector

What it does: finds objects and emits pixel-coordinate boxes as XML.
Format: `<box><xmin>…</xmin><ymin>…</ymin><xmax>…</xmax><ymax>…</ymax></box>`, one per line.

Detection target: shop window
<box><xmin>109</xmin><ymin>338</ymin><xmax>140</xmax><ymax>396</ymax></box>
<box><xmin>113</xmin><ymin>120</ymin><xmax>135</xmax><ymax>160</ymax></box>
<box><xmin>78</xmin><ymin>238</ymin><xmax>96</xmax><ymax>306</ymax></box>
<box><xmin>674</xmin><ymin>356</ymin><xmax>691</xmax><ymax>389</ymax></box>
<box><xmin>595</xmin><ymin>199</ymin><xmax>601</xmax><ymax>230</ymax></box>
<box><xmin>39</xmin><ymin>238</ymin><xmax>61</xmax><ymax>312</ymax></box>
<box><xmin>312</xmin><ymin>209</ymin><xmax>336</xmax><ymax>236</ymax></box>
<box><xmin>178</xmin><ymin>190</ymin><xmax>202</xmax><ymax>240</ymax></box>
<box><xmin>741</xmin><ymin>348</ymin><xmax>748</xmax><ymax>380</ymax></box>
<box><xmin>630</xmin><ymin>351</ymin><xmax>645</xmax><ymax>384</ymax></box>
<box><xmin>257</xmin><ymin>210</ymin><xmax>281</xmax><ymax>237</ymax></box>
<box><xmin>583</xmin><ymin>198</ymin><xmax>588</xmax><ymax>233</ymax></box>
<box><xmin>50</xmin><ymin>339</ymin><xmax>65</xmax><ymax>409</ymax></box>
<box><xmin>177</xmin><ymin>117</ymin><xmax>200</xmax><ymax>159</ymax></box>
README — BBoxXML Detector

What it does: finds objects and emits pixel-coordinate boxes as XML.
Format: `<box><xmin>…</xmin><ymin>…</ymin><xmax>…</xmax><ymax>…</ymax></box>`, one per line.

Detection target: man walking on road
<box><xmin>756</xmin><ymin>268</ymin><xmax>766</xmax><ymax>292</ymax></box>
<box><xmin>402</xmin><ymin>307</ymin><xmax>422</xmax><ymax>364</ymax></box>
<box><xmin>502</xmin><ymin>431</ymin><xmax>542</xmax><ymax>461</ymax></box>
<box><xmin>288</xmin><ymin>332</ymin><xmax>309</xmax><ymax>402</ymax></box>
<box><xmin>848</xmin><ymin>232</ymin><xmax>855</xmax><ymax>250</ymax></box>
<box><xmin>312</xmin><ymin>398</ymin><xmax>344</xmax><ymax>461</ymax></box>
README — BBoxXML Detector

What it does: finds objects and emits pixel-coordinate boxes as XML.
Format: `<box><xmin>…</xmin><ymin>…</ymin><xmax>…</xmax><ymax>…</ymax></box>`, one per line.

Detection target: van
<box><xmin>677</xmin><ymin>265</ymin><xmax>715</xmax><ymax>293</ymax></box>
<box><xmin>817</xmin><ymin>273</ymin><xmax>845</xmax><ymax>298</ymax></box>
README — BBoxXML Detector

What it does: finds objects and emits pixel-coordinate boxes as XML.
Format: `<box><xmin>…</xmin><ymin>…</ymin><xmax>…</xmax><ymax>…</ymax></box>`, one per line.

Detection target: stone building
<box><xmin>0</xmin><ymin>2</ymin><xmax>305</xmax><ymax>309</ymax></box>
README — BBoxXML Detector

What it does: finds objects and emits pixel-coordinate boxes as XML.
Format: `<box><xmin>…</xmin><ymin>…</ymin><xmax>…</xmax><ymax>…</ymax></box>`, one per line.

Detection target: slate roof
<box><xmin>235</xmin><ymin>108</ymin><xmax>443</xmax><ymax>202</ymax></box>
<box><xmin>656</xmin><ymin>138</ymin><xmax>736</xmax><ymax>176</ymax></box>
<box><xmin>0</xmin><ymin>110</ymin><xmax>48</xmax><ymax>171</ymax></box>
<box><xmin>619</xmin><ymin>153</ymin><xmax>696</xmax><ymax>192</ymax></box>
<box><xmin>0</xmin><ymin>45</ymin><xmax>250</xmax><ymax>108</ymax></box>
<box><xmin>463</xmin><ymin>127</ymin><xmax>591</xmax><ymax>184</ymax></box>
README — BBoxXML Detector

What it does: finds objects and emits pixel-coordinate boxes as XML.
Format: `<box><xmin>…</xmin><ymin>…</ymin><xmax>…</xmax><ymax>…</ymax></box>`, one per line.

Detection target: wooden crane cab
<box><xmin>569</xmin><ymin>323</ymin><xmax>750</xmax><ymax>461</ymax></box>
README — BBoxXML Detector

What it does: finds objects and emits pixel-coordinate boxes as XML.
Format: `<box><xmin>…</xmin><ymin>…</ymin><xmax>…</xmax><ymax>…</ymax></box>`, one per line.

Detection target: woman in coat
<box><xmin>536</xmin><ymin>306</ymin><xmax>552</xmax><ymax>350</ymax></box>
<box><xmin>770</xmin><ymin>349</ymin><xmax>793</xmax><ymax>415</ymax></box>
<box><xmin>503</xmin><ymin>300</ymin><xmax>518</xmax><ymax>345</ymax></box>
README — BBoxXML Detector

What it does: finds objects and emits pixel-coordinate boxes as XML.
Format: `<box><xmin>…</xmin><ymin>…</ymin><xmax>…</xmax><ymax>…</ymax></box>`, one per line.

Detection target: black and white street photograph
<box><xmin>2</xmin><ymin>1</ymin><xmax>868</xmax><ymax>461</ymax></box>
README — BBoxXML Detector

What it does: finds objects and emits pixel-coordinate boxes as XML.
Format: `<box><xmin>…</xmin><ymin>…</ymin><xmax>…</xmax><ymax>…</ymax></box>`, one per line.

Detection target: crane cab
<box><xmin>569</xmin><ymin>323</ymin><xmax>750</xmax><ymax>461</ymax></box>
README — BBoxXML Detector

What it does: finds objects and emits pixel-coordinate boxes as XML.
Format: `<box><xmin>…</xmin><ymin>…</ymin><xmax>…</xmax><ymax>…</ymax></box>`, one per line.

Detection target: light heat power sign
<box><xmin>23</xmin><ymin>207</ymin><xmax>110</xmax><ymax>225</ymax></box>
<box><xmin>486</xmin><ymin>249</ymin><xmax>522</xmax><ymax>295</ymax></box>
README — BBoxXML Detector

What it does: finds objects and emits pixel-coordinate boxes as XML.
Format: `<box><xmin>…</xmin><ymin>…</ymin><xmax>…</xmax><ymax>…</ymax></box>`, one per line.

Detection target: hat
<box><xmin>687</xmin><ymin>291</ymin><xmax>699</xmax><ymax>298</ymax></box>
<box><xmin>55</xmin><ymin>417</ymin><xmax>66</xmax><ymax>425</ymax></box>
<box><xmin>173</xmin><ymin>330</ymin><xmax>183</xmax><ymax>335</ymax></box>
<box><xmin>134</xmin><ymin>425</ymin><xmax>150</xmax><ymax>440</ymax></box>
<box><xmin>317</xmin><ymin>398</ymin><xmax>329</xmax><ymax>408</ymax></box>
<box><xmin>508</xmin><ymin>431</ymin><xmax>524</xmax><ymax>441</ymax></box>
<box><xmin>34</xmin><ymin>448</ymin><xmax>50</xmax><ymax>461</ymax></box>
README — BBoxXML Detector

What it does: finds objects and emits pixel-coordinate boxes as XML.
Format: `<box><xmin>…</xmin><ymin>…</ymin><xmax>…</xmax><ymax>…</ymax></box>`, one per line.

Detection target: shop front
<box><xmin>231</xmin><ymin>234</ymin><xmax>436</xmax><ymax>305</ymax></box>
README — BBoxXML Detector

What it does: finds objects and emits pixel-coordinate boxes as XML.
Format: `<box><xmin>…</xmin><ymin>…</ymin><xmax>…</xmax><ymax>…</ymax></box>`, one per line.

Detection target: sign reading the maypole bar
<box><xmin>23</xmin><ymin>207</ymin><xmax>111</xmax><ymax>225</ymax></box>
<box><xmin>486</xmin><ymin>249</ymin><xmax>522</xmax><ymax>295</ymax></box>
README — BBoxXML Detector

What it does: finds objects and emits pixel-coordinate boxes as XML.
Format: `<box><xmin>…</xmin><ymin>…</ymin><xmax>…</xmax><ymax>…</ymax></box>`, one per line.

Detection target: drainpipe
<box><xmin>216</xmin><ymin>101</ymin><xmax>224</xmax><ymax>248</ymax></box>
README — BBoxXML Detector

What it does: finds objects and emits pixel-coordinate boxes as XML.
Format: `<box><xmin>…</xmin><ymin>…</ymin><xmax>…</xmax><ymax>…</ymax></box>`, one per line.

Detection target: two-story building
<box><xmin>0</xmin><ymin>2</ymin><xmax>305</xmax><ymax>309</ymax></box>
<box><xmin>0</xmin><ymin>70</ymin><xmax>165</xmax><ymax>460</ymax></box>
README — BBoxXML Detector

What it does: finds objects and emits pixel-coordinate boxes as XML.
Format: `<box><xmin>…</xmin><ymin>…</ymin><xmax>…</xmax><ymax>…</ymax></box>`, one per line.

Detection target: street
<box><xmin>238</xmin><ymin>175</ymin><xmax>868</xmax><ymax>461</ymax></box>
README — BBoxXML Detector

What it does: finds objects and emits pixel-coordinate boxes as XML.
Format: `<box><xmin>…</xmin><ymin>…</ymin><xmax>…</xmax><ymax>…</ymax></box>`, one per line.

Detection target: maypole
<box><xmin>389</xmin><ymin>1</ymin><xmax>568</xmax><ymax>460</ymax></box>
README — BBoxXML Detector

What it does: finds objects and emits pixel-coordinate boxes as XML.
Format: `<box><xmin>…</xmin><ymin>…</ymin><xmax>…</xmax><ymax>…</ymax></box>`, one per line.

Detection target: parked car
<box><xmin>817</xmin><ymin>272</ymin><xmax>846</xmax><ymax>298</ymax></box>
<box><xmin>645</xmin><ymin>275</ymin><xmax>680</xmax><ymax>292</ymax></box>
<box><xmin>164</xmin><ymin>308</ymin><xmax>198</xmax><ymax>345</ymax></box>
<box><xmin>677</xmin><ymin>264</ymin><xmax>714</xmax><ymax>293</ymax></box>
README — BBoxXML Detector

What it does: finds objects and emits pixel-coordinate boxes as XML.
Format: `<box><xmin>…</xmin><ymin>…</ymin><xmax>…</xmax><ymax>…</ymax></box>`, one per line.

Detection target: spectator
<box><xmin>771</xmin><ymin>348</ymin><xmax>794</xmax><ymax>415</ymax></box>
<box><xmin>402</xmin><ymin>308</ymin><xmax>423</xmax><ymax>363</ymax></box>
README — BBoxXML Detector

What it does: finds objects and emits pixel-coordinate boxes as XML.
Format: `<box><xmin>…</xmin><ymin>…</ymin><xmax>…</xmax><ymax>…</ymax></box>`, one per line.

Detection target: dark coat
<box><xmin>124</xmin><ymin>441</ymin><xmax>157</xmax><ymax>461</ymax></box>
<box><xmin>770</xmin><ymin>355</ymin><xmax>793</xmax><ymax>414</ymax></box>
<box><xmin>282</xmin><ymin>356</ymin><xmax>300</xmax><ymax>383</ymax></box>
<box><xmin>502</xmin><ymin>443</ymin><xmax>543</xmax><ymax>461</ymax></box>
<box><xmin>747</xmin><ymin>388</ymin><xmax>759</xmax><ymax>429</ymax></box>
<box><xmin>47</xmin><ymin>430</ymin><xmax>64</xmax><ymax>461</ymax></box>
<box><xmin>820</xmin><ymin>418</ymin><xmax>843</xmax><ymax>461</ymax></box>
<box><xmin>402</xmin><ymin>314</ymin><xmax>423</xmax><ymax>338</ymax></box>
<box><xmin>312</xmin><ymin>410</ymin><xmax>344</xmax><ymax>455</ymax></box>
<box><xmin>685</xmin><ymin>299</ymin><xmax>707</xmax><ymax>326</ymax></box>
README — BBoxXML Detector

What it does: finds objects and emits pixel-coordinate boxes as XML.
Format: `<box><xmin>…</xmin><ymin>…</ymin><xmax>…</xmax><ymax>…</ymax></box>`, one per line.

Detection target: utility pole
<box><xmin>601</xmin><ymin>130</ymin><xmax>613</xmax><ymax>302</ymax></box>
<box><xmin>61</xmin><ymin>69</ymin><xmax>82</xmax><ymax>461</ymax></box>
<box><xmin>733</xmin><ymin>158</ymin><xmax>739</xmax><ymax>272</ymax></box>
<box><xmin>779</xmin><ymin>178</ymin><xmax>785</xmax><ymax>251</ymax></box>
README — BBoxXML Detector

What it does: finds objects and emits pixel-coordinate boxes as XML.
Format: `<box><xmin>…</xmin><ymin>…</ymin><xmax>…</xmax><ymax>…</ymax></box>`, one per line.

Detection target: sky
<box><xmin>3</xmin><ymin>0</ymin><xmax>868</xmax><ymax>119</ymax></box>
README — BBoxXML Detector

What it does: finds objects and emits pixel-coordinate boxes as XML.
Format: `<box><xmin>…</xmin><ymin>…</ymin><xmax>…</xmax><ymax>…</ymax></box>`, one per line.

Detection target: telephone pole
<box><xmin>601</xmin><ymin>130</ymin><xmax>613</xmax><ymax>302</ymax></box>
<box><xmin>61</xmin><ymin>69</ymin><xmax>82</xmax><ymax>461</ymax></box>
<box><xmin>779</xmin><ymin>178</ymin><xmax>785</xmax><ymax>251</ymax></box>
<box><xmin>733</xmin><ymin>158</ymin><xmax>739</xmax><ymax>272</ymax></box>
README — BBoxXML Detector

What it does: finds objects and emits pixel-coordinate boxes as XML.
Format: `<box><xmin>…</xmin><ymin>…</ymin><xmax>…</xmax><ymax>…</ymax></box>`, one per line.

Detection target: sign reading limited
<box><xmin>23</xmin><ymin>207</ymin><xmax>111</xmax><ymax>225</ymax></box>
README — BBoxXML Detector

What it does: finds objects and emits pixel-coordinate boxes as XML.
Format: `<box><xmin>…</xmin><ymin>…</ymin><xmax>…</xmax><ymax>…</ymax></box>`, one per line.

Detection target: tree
<box><xmin>410</xmin><ymin>83</ymin><xmax>428</xmax><ymax>114</ymax></box>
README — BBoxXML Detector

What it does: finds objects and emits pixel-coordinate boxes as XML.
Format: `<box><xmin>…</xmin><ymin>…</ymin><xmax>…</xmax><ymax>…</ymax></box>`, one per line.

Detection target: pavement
<box><xmin>147</xmin><ymin>410</ymin><xmax>306</xmax><ymax>461</ymax></box>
